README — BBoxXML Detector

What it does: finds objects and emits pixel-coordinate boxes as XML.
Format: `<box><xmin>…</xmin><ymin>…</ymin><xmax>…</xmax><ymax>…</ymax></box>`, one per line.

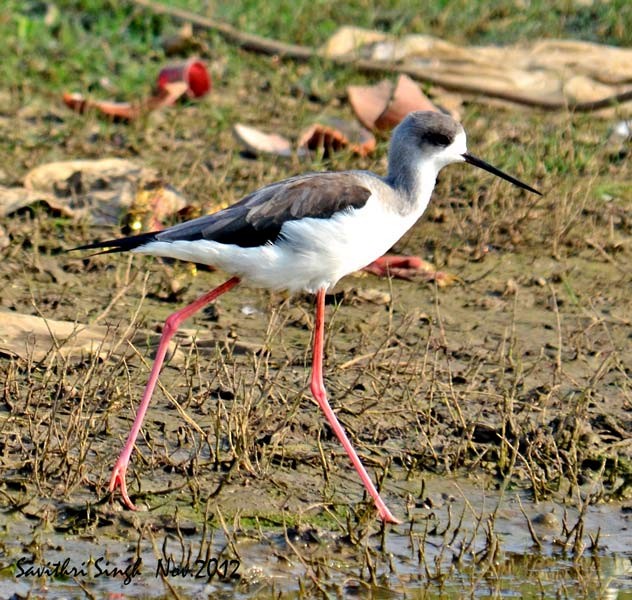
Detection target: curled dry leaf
<box><xmin>62</xmin><ymin>92</ymin><xmax>142</xmax><ymax>121</ymax></box>
<box><xmin>348</xmin><ymin>80</ymin><xmax>393</xmax><ymax>130</ymax></box>
<box><xmin>234</xmin><ymin>119</ymin><xmax>376</xmax><ymax>158</ymax></box>
<box><xmin>0</xmin><ymin>311</ymin><xmax>130</xmax><ymax>363</ymax></box>
<box><xmin>0</xmin><ymin>186</ymin><xmax>67</xmax><ymax>218</ymax></box>
<box><xmin>63</xmin><ymin>59</ymin><xmax>211</xmax><ymax>121</ymax></box>
<box><xmin>321</xmin><ymin>26</ymin><xmax>388</xmax><ymax>57</ymax></box>
<box><xmin>232</xmin><ymin>123</ymin><xmax>294</xmax><ymax>157</ymax></box>
<box><xmin>24</xmin><ymin>158</ymin><xmax>147</xmax><ymax>194</ymax></box>
<box><xmin>62</xmin><ymin>82</ymin><xmax>190</xmax><ymax>122</ymax></box>
<box><xmin>348</xmin><ymin>75</ymin><xmax>438</xmax><ymax>132</ymax></box>
<box><xmin>375</xmin><ymin>75</ymin><xmax>437</xmax><ymax>130</ymax></box>
<box><xmin>334</xmin><ymin>28</ymin><xmax>632</xmax><ymax>115</ymax></box>
<box><xmin>21</xmin><ymin>158</ymin><xmax>154</xmax><ymax>226</ymax></box>
<box><xmin>297</xmin><ymin>117</ymin><xmax>375</xmax><ymax>157</ymax></box>
<box><xmin>16</xmin><ymin>158</ymin><xmax>185</xmax><ymax>229</ymax></box>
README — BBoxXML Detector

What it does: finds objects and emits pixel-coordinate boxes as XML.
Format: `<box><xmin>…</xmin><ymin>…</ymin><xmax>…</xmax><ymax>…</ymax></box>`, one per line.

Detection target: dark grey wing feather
<box><xmin>73</xmin><ymin>172</ymin><xmax>372</xmax><ymax>253</ymax></box>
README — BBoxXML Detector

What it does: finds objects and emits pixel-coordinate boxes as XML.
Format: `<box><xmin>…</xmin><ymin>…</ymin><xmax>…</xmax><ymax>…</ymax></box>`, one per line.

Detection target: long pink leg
<box><xmin>109</xmin><ymin>276</ymin><xmax>241</xmax><ymax>509</ymax></box>
<box><xmin>311</xmin><ymin>288</ymin><xmax>400</xmax><ymax>524</ymax></box>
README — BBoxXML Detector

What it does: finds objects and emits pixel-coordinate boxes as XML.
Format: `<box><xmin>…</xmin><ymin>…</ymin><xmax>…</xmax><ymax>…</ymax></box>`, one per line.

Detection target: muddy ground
<box><xmin>0</xmin><ymin>56</ymin><xmax>631</xmax><ymax>596</ymax></box>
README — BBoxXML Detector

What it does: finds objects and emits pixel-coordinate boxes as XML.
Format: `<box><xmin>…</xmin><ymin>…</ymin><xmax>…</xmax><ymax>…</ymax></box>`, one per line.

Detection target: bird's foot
<box><xmin>364</xmin><ymin>255</ymin><xmax>433</xmax><ymax>281</ymax></box>
<box><xmin>381</xmin><ymin>511</ymin><xmax>402</xmax><ymax>525</ymax></box>
<box><xmin>364</xmin><ymin>254</ymin><xmax>458</xmax><ymax>286</ymax></box>
<box><xmin>108</xmin><ymin>459</ymin><xmax>136</xmax><ymax>510</ymax></box>
<box><xmin>376</xmin><ymin>502</ymin><xmax>401</xmax><ymax>524</ymax></box>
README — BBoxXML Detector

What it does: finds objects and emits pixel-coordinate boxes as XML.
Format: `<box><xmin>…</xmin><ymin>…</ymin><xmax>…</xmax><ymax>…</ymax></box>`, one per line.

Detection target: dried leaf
<box><xmin>232</xmin><ymin>123</ymin><xmax>294</xmax><ymax>157</ymax></box>
<box><xmin>348</xmin><ymin>80</ymin><xmax>393</xmax><ymax>130</ymax></box>
<box><xmin>349</xmin><ymin>75</ymin><xmax>438</xmax><ymax>132</ymax></box>
<box><xmin>374</xmin><ymin>75</ymin><xmax>437</xmax><ymax>130</ymax></box>
<box><xmin>24</xmin><ymin>158</ymin><xmax>147</xmax><ymax>194</ymax></box>
<box><xmin>333</xmin><ymin>28</ymin><xmax>632</xmax><ymax>114</ymax></box>
<box><xmin>0</xmin><ymin>186</ymin><xmax>67</xmax><ymax>218</ymax></box>
<box><xmin>353</xmin><ymin>288</ymin><xmax>391</xmax><ymax>305</ymax></box>
<box><xmin>0</xmin><ymin>311</ymin><xmax>129</xmax><ymax>362</ymax></box>
<box><xmin>63</xmin><ymin>59</ymin><xmax>210</xmax><ymax>121</ymax></box>
<box><xmin>321</xmin><ymin>26</ymin><xmax>388</xmax><ymax>57</ymax></box>
<box><xmin>297</xmin><ymin>117</ymin><xmax>375</xmax><ymax>157</ymax></box>
<box><xmin>18</xmin><ymin>158</ymin><xmax>178</xmax><ymax>227</ymax></box>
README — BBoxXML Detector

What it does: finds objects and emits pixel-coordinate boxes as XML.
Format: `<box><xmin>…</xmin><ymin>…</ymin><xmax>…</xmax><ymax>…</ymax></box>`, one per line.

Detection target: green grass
<box><xmin>171</xmin><ymin>0</ymin><xmax>632</xmax><ymax>47</ymax></box>
<box><xmin>2</xmin><ymin>0</ymin><xmax>630</xmax><ymax>96</ymax></box>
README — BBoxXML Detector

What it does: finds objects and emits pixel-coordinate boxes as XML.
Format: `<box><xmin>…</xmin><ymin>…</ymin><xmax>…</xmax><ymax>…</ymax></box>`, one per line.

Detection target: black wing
<box><xmin>74</xmin><ymin>172</ymin><xmax>372</xmax><ymax>253</ymax></box>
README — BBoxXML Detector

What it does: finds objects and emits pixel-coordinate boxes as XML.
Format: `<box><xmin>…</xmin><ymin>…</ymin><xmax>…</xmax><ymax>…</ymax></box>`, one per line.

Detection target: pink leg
<box><xmin>109</xmin><ymin>276</ymin><xmax>240</xmax><ymax>509</ymax></box>
<box><xmin>311</xmin><ymin>288</ymin><xmax>400</xmax><ymax>524</ymax></box>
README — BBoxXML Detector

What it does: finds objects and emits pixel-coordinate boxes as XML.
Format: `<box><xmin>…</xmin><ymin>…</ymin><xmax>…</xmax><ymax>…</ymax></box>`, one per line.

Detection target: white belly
<box><xmin>136</xmin><ymin>194</ymin><xmax>425</xmax><ymax>293</ymax></box>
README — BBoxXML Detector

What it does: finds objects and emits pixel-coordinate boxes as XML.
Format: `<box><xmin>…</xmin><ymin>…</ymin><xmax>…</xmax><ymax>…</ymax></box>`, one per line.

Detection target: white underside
<box><xmin>136</xmin><ymin>191</ymin><xmax>429</xmax><ymax>294</ymax></box>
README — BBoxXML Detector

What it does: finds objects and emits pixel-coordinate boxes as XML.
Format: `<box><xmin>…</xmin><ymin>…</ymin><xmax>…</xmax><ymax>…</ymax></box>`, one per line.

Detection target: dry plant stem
<box><xmin>131</xmin><ymin>0</ymin><xmax>632</xmax><ymax>111</ymax></box>
<box><xmin>311</xmin><ymin>289</ymin><xmax>400</xmax><ymax>524</ymax></box>
<box><xmin>108</xmin><ymin>276</ymin><xmax>241</xmax><ymax>509</ymax></box>
<box><xmin>283</xmin><ymin>525</ymin><xmax>329</xmax><ymax>594</ymax></box>
<box><xmin>93</xmin><ymin>254</ymin><xmax>138</xmax><ymax>324</ymax></box>
<box><xmin>548</xmin><ymin>284</ymin><xmax>564</xmax><ymax>376</ymax></box>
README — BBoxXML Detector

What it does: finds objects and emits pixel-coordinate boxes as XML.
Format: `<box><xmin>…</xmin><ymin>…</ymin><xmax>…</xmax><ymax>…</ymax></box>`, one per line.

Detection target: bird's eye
<box><xmin>424</xmin><ymin>131</ymin><xmax>452</xmax><ymax>147</ymax></box>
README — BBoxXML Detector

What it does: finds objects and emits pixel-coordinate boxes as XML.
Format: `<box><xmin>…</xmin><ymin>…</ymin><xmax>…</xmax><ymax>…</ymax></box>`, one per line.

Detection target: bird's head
<box><xmin>390</xmin><ymin>110</ymin><xmax>541</xmax><ymax>195</ymax></box>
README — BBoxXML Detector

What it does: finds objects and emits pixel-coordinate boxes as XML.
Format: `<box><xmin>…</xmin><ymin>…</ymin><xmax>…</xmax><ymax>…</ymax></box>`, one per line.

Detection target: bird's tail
<box><xmin>70</xmin><ymin>231</ymin><xmax>159</xmax><ymax>255</ymax></box>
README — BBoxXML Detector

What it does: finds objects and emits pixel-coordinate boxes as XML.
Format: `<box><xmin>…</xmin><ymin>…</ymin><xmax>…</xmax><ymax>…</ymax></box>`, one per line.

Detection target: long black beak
<box><xmin>462</xmin><ymin>152</ymin><xmax>542</xmax><ymax>195</ymax></box>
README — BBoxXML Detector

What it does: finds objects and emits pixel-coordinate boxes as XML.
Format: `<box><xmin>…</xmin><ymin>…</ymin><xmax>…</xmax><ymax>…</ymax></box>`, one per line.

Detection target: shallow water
<box><xmin>2</xmin><ymin>478</ymin><xmax>630</xmax><ymax>598</ymax></box>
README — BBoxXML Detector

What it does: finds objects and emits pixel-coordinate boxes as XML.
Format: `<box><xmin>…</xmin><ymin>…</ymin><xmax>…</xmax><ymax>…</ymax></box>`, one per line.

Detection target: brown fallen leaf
<box><xmin>375</xmin><ymin>75</ymin><xmax>437</xmax><ymax>130</ymax></box>
<box><xmin>63</xmin><ymin>59</ymin><xmax>210</xmax><ymax>121</ymax></box>
<box><xmin>62</xmin><ymin>81</ymin><xmax>190</xmax><ymax>122</ymax></box>
<box><xmin>234</xmin><ymin>118</ymin><xmax>376</xmax><ymax>158</ymax></box>
<box><xmin>22</xmin><ymin>158</ymin><xmax>156</xmax><ymax>226</ymax></box>
<box><xmin>0</xmin><ymin>185</ymin><xmax>68</xmax><ymax>218</ymax></box>
<box><xmin>24</xmin><ymin>158</ymin><xmax>147</xmax><ymax>195</ymax></box>
<box><xmin>297</xmin><ymin>117</ymin><xmax>375</xmax><ymax>157</ymax></box>
<box><xmin>232</xmin><ymin>123</ymin><xmax>294</xmax><ymax>157</ymax></box>
<box><xmin>348</xmin><ymin>75</ymin><xmax>438</xmax><ymax>132</ymax></box>
<box><xmin>333</xmin><ymin>28</ymin><xmax>632</xmax><ymax>115</ymax></box>
<box><xmin>0</xmin><ymin>311</ymin><xmax>130</xmax><ymax>362</ymax></box>
<box><xmin>321</xmin><ymin>26</ymin><xmax>388</xmax><ymax>57</ymax></box>
<box><xmin>348</xmin><ymin>80</ymin><xmax>393</xmax><ymax>130</ymax></box>
<box><xmin>353</xmin><ymin>288</ymin><xmax>392</xmax><ymax>305</ymax></box>
<box><xmin>62</xmin><ymin>92</ymin><xmax>142</xmax><ymax>121</ymax></box>
<box><xmin>20</xmin><ymin>158</ymin><xmax>186</xmax><ymax>230</ymax></box>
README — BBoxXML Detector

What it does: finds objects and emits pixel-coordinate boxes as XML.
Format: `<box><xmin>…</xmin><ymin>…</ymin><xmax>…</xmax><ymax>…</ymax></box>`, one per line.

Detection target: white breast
<box><xmin>136</xmin><ymin>189</ymin><xmax>428</xmax><ymax>294</ymax></box>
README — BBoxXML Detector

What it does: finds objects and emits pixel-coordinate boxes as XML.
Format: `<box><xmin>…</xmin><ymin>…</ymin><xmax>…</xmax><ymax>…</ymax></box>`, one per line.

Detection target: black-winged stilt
<box><xmin>77</xmin><ymin>111</ymin><xmax>540</xmax><ymax>523</ymax></box>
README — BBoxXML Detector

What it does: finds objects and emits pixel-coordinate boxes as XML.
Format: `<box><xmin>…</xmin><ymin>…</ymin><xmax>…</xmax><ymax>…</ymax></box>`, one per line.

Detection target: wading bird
<box><xmin>78</xmin><ymin>111</ymin><xmax>540</xmax><ymax>523</ymax></box>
